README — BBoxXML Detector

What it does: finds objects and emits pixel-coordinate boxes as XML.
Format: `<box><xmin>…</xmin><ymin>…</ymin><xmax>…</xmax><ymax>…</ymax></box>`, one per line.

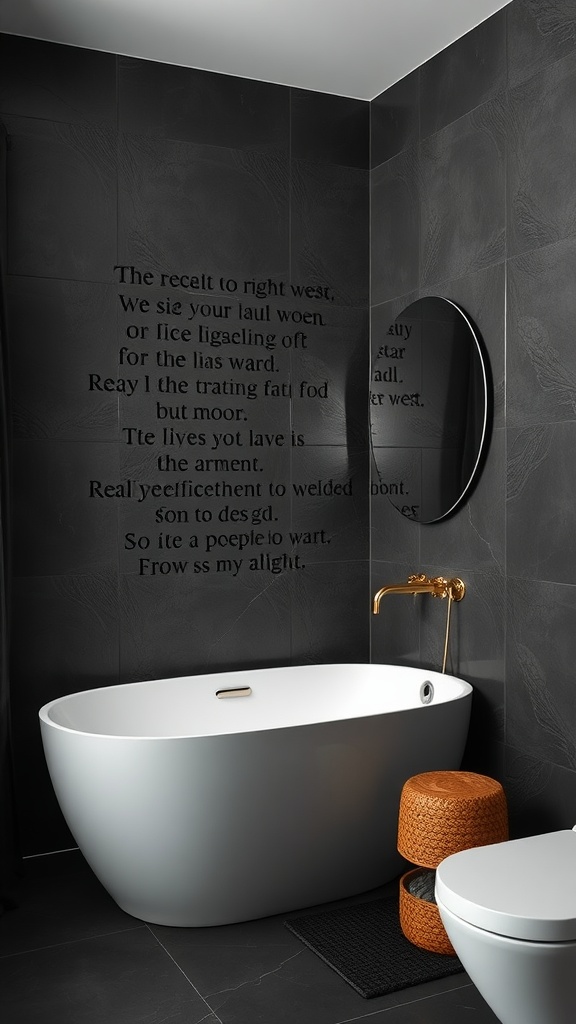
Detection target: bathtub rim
<box><xmin>38</xmin><ymin>663</ymin><xmax>473</xmax><ymax>743</ymax></box>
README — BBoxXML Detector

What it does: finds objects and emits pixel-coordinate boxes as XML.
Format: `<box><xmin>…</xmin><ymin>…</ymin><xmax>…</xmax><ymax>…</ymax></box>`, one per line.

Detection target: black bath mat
<box><xmin>284</xmin><ymin>891</ymin><xmax>463</xmax><ymax>999</ymax></box>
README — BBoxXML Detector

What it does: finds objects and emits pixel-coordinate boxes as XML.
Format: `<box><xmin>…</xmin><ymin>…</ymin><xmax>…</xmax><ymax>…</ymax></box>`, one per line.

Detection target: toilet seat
<box><xmin>435</xmin><ymin>829</ymin><xmax>576</xmax><ymax>942</ymax></box>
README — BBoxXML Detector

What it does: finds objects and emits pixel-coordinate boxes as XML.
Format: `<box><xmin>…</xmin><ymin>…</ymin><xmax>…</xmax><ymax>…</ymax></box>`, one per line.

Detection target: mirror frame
<box><xmin>370</xmin><ymin>296</ymin><xmax>492</xmax><ymax>524</ymax></box>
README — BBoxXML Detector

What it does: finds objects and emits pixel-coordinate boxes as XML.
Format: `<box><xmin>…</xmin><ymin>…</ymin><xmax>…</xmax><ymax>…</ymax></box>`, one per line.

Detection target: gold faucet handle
<box><xmin>447</xmin><ymin>578</ymin><xmax>466</xmax><ymax>601</ymax></box>
<box><xmin>430</xmin><ymin>576</ymin><xmax>450</xmax><ymax>598</ymax></box>
<box><xmin>406</xmin><ymin>574</ymin><xmax>466</xmax><ymax>600</ymax></box>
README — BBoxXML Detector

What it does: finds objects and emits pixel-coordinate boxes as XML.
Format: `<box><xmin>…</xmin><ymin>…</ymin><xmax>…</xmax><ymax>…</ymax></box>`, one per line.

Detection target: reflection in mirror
<box><xmin>370</xmin><ymin>297</ymin><xmax>490</xmax><ymax>524</ymax></box>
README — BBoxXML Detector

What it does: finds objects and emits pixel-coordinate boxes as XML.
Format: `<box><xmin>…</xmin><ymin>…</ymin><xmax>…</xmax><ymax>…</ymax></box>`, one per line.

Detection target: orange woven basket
<box><xmin>399</xmin><ymin>868</ymin><xmax>455</xmax><ymax>956</ymax></box>
<box><xmin>397</xmin><ymin>771</ymin><xmax>509</xmax><ymax>869</ymax></box>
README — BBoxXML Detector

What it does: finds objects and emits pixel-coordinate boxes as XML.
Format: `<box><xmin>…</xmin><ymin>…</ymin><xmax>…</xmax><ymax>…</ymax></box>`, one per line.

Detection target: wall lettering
<box><xmin>86</xmin><ymin>265</ymin><xmax>351</xmax><ymax>576</ymax></box>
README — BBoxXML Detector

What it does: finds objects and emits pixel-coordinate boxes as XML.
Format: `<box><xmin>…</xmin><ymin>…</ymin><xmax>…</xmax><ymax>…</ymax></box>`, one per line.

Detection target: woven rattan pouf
<box><xmin>397</xmin><ymin>771</ymin><xmax>509</xmax><ymax>955</ymax></box>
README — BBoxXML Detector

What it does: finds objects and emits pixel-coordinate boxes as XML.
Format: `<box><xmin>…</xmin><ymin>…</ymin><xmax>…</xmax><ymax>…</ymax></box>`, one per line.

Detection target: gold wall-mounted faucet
<box><xmin>372</xmin><ymin>574</ymin><xmax>466</xmax><ymax>674</ymax></box>
<box><xmin>373</xmin><ymin>574</ymin><xmax>466</xmax><ymax>614</ymax></box>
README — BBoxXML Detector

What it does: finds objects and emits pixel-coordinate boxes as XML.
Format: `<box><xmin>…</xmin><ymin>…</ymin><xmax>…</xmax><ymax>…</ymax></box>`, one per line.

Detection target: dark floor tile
<box><xmin>0</xmin><ymin>855</ymin><xmax>498</xmax><ymax>1024</ymax></box>
<box><xmin>0</xmin><ymin>852</ymin><xmax>137</xmax><ymax>958</ymax></box>
<box><xmin>0</xmin><ymin>926</ymin><xmax>214</xmax><ymax>1024</ymax></box>
<box><xmin>360</xmin><ymin>979</ymin><xmax>498</xmax><ymax>1022</ymax></box>
<box><xmin>151</xmin><ymin>884</ymin><xmax>475</xmax><ymax>1024</ymax></box>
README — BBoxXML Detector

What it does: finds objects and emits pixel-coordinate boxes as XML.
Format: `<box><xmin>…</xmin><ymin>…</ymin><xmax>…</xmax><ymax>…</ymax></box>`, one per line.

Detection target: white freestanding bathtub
<box><xmin>39</xmin><ymin>663</ymin><xmax>472</xmax><ymax>927</ymax></box>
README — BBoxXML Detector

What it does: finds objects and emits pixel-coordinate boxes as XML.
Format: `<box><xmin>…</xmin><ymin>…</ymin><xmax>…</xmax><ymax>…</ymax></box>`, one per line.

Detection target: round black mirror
<box><xmin>370</xmin><ymin>296</ymin><xmax>491</xmax><ymax>524</ymax></box>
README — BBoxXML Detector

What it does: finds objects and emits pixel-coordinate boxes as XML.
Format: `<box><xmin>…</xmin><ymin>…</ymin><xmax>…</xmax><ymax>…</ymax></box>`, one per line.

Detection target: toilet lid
<box><xmin>435</xmin><ymin>830</ymin><xmax>576</xmax><ymax>941</ymax></box>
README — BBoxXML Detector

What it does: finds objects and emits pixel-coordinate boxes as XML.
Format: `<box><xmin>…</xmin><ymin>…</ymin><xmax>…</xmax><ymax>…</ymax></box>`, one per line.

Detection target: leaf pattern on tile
<box><xmin>526</xmin><ymin>0</ymin><xmax>576</xmax><ymax>45</ymax></box>
<box><xmin>507</xmin><ymin>425</ymin><xmax>552</xmax><ymax>501</ymax></box>
<box><xmin>517</xmin><ymin>314</ymin><xmax>576</xmax><ymax>412</ymax></box>
<box><xmin>505</xmin><ymin>749</ymin><xmax>553</xmax><ymax>809</ymax></box>
<box><xmin>50</xmin><ymin>572</ymin><xmax>119</xmax><ymax>637</ymax></box>
<box><xmin>517</xmin><ymin>641</ymin><xmax>576</xmax><ymax>768</ymax></box>
<box><xmin>235</xmin><ymin>147</ymin><xmax>288</xmax><ymax>219</ymax></box>
<box><xmin>54</xmin><ymin>122</ymin><xmax>116</xmax><ymax>192</ymax></box>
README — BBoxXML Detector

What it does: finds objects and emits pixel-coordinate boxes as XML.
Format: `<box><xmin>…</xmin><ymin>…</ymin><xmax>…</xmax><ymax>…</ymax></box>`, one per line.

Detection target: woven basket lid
<box><xmin>397</xmin><ymin>770</ymin><xmax>508</xmax><ymax>869</ymax></box>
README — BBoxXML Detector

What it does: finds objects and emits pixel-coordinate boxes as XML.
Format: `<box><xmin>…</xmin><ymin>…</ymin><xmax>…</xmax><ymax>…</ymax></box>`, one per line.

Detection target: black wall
<box><xmin>0</xmin><ymin>34</ymin><xmax>369</xmax><ymax>854</ymax></box>
<box><xmin>5</xmin><ymin>0</ymin><xmax>576</xmax><ymax>857</ymax></box>
<box><xmin>371</xmin><ymin>0</ymin><xmax>576</xmax><ymax>836</ymax></box>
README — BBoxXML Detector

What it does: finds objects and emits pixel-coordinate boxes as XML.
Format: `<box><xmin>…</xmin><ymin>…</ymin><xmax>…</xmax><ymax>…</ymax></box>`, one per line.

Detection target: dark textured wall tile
<box><xmin>370</xmin><ymin>452</ymin><xmax>422</xmax><ymax>566</ymax></box>
<box><xmin>4</xmin><ymin>39</ymin><xmax>372</xmax><ymax>860</ymax></box>
<box><xmin>507</xmin><ymin>422</ymin><xmax>576</xmax><ymax>584</ymax></box>
<box><xmin>0</xmin><ymin>34</ymin><xmax>116</xmax><ymax>125</ymax></box>
<box><xmin>291</xmin><ymin>89</ymin><xmax>369</xmax><ymax>168</ymax></box>
<box><xmin>371</xmin><ymin>70</ymin><xmax>419</xmax><ymax>168</ymax></box>
<box><xmin>6</xmin><ymin>276</ymin><xmax>118</xmax><ymax>441</ymax></box>
<box><xmin>370</xmin><ymin>561</ymin><xmax>421</xmax><ymax>666</ymax></box>
<box><xmin>420</xmin><ymin>567</ymin><xmax>505</xmax><ymax>690</ymax></box>
<box><xmin>421</xmin><ymin>567</ymin><xmax>505</xmax><ymax>782</ymax></box>
<box><xmin>421</xmin><ymin>98</ymin><xmax>506</xmax><ymax>287</ymax></box>
<box><xmin>289</xmin><ymin>302</ymin><xmax>368</xmax><ymax>447</ymax></box>
<box><xmin>4</xmin><ymin>114</ymin><xmax>116</xmax><ymax>281</ymax></box>
<box><xmin>367</xmin><ymin>0</ymin><xmax>576</xmax><ymax>857</ymax></box>
<box><xmin>370</xmin><ymin>293</ymin><xmax>421</xmax><ymax>564</ymax></box>
<box><xmin>506</xmin><ymin>576</ymin><xmax>576</xmax><ymax>771</ymax></box>
<box><xmin>11</xmin><ymin>572</ymin><xmax>119</xmax><ymax>854</ymax></box>
<box><xmin>371</xmin><ymin>147</ymin><xmax>419</xmax><ymax>305</ymax></box>
<box><xmin>508</xmin><ymin>48</ymin><xmax>576</xmax><ymax>257</ymax></box>
<box><xmin>505</xmin><ymin>746</ymin><xmax>576</xmax><ymax>837</ymax></box>
<box><xmin>289</xmin><ymin>446</ymin><xmax>368</xmax><ymax>563</ymax></box>
<box><xmin>119</xmin><ymin>572</ymin><xmax>292</xmax><ymax>684</ymax></box>
<box><xmin>118</xmin><ymin>443</ymin><xmax>291</xmax><ymax>577</ymax></box>
<box><xmin>119</xmin><ymin>56</ymin><xmax>289</xmax><ymax>150</ymax></box>
<box><xmin>290</xmin><ymin>560</ymin><xmax>368</xmax><ymax>664</ymax></box>
<box><xmin>422</xmin><ymin>262</ymin><xmax>505</xmax><ymax>429</ymax></box>
<box><xmin>291</xmin><ymin>159</ymin><xmax>368</xmax><ymax>307</ymax></box>
<box><xmin>118</xmin><ymin>133</ymin><xmax>289</xmax><ymax>284</ymax></box>
<box><xmin>419</xmin><ymin>427</ymin><xmax>505</xmax><ymax>574</ymax></box>
<box><xmin>508</xmin><ymin>0</ymin><xmax>576</xmax><ymax>87</ymax></box>
<box><xmin>420</xmin><ymin>10</ymin><xmax>507</xmax><ymax>139</ymax></box>
<box><xmin>507</xmin><ymin>236</ymin><xmax>576</xmax><ymax>428</ymax></box>
<box><xmin>12</xmin><ymin>440</ymin><xmax>119</xmax><ymax>577</ymax></box>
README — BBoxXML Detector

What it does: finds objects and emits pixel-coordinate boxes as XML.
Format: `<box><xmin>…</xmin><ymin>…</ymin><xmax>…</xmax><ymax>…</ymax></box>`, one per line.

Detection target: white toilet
<box><xmin>435</xmin><ymin>827</ymin><xmax>576</xmax><ymax>1024</ymax></box>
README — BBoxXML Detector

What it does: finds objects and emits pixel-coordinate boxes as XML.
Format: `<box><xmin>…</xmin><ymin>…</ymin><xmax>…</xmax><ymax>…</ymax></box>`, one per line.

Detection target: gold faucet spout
<box><xmin>373</xmin><ymin>574</ymin><xmax>465</xmax><ymax>614</ymax></box>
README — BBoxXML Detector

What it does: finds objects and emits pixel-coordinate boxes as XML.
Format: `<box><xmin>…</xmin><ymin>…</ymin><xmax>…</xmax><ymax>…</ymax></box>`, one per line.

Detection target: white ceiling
<box><xmin>1</xmin><ymin>0</ymin><xmax>512</xmax><ymax>100</ymax></box>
